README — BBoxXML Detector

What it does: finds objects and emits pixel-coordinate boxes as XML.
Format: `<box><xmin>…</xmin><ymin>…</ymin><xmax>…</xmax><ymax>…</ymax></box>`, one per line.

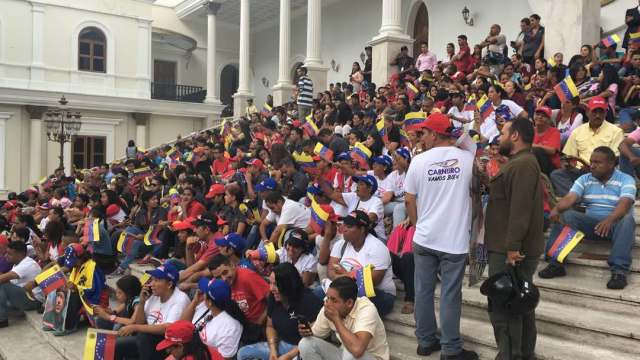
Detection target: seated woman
<box><xmin>237</xmin><ymin>263</ymin><xmax>323</xmax><ymax>360</ymax></box>
<box><xmin>156</xmin><ymin>320</ymin><xmax>213</xmax><ymax>360</ymax></box>
<box><xmin>115</xmin><ymin>262</ymin><xmax>191</xmax><ymax>360</ymax></box>
<box><xmin>93</xmin><ymin>275</ymin><xmax>142</xmax><ymax>330</ymax></box>
<box><xmin>180</xmin><ymin>278</ymin><xmax>245</xmax><ymax>360</ymax></box>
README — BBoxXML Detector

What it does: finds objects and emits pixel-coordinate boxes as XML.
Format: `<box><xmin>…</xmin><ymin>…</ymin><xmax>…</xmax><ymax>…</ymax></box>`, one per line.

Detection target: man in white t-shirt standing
<box><xmin>0</xmin><ymin>241</ymin><xmax>41</xmax><ymax>328</ymax></box>
<box><xmin>405</xmin><ymin>113</ymin><xmax>478</xmax><ymax>360</ymax></box>
<box><xmin>263</xmin><ymin>190</ymin><xmax>311</xmax><ymax>246</ymax></box>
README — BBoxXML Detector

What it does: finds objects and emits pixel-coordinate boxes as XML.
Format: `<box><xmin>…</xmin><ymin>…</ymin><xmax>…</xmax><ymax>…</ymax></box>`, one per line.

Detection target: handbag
<box><xmin>480</xmin><ymin>264</ymin><xmax>539</xmax><ymax>315</ymax></box>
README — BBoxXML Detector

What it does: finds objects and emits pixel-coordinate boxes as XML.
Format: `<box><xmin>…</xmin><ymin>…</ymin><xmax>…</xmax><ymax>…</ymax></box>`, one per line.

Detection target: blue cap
<box><xmin>146</xmin><ymin>262</ymin><xmax>179</xmax><ymax>284</ymax></box>
<box><xmin>372</xmin><ymin>155</ymin><xmax>393</xmax><ymax>169</ymax></box>
<box><xmin>336</xmin><ymin>152</ymin><xmax>352</xmax><ymax>161</ymax></box>
<box><xmin>255</xmin><ymin>177</ymin><xmax>277</xmax><ymax>192</ymax></box>
<box><xmin>198</xmin><ymin>278</ymin><xmax>231</xmax><ymax>306</ymax></box>
<box><xmin>214</xmin><ymin>232</ymin><xmax>246</xmax><ymax>252</ymax></box>
<box><xmin>353</xmin><ymin>174</ymin><xmax>378</xmax><ymax>195</ymax></box>
<box><xmin>395</xmin><ymin>147</ymin><xmax>412</xmax><ymax>161</ymax></box>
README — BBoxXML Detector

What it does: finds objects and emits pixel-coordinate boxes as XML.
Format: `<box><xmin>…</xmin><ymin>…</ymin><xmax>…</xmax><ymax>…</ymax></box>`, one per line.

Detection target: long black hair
<box><xmin>180</xmin><ymin>335</ymin><xmax>212</xmax><ymax>360</ymax></box>
<box><xmin>274</xmin><ymin>262</ymin><xmax>305</xmax><ymax>304</ymax></box>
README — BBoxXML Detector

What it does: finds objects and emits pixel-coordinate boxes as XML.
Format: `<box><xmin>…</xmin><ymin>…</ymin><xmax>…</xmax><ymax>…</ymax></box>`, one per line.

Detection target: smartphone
<box><xmin>297</xmin><ymin>314</ymin><xmax>311</xmax><ymax>330</ymax></box>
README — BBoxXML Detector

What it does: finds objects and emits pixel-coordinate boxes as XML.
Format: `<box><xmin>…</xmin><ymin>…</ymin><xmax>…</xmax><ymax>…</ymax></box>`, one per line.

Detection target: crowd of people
<box><xmin>1</xmin><ymin>6</ymin><xmax>640</xmax><ymax>360</ymax></box>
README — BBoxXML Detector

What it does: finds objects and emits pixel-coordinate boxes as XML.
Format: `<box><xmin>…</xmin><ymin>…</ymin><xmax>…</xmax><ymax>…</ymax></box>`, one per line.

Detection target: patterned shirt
<box><xmin>296</xmin><ymin>75</ymin><xmax>314</xmax><ymax>107</ymax></box>
<box><xmin>569</xmin><ymin>169</ymin><xmax>636</xmax><ymax>220</ymax></box>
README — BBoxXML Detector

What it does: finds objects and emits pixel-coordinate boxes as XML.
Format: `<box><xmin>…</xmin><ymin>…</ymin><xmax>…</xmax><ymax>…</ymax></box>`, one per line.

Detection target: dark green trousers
<box><xmin>487</xmin><ymin>252</ymin><xmax>539</xmax><ymax>360</ymax></box>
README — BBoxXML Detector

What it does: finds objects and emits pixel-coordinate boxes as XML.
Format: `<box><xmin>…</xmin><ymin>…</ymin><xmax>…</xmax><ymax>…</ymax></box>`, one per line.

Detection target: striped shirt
<box><xmin>569</xmin><ymin>169</ymin><xmax>636</xmax><ymax>220</ymax></box>
<box><xmin>296</xmin><ymin>75</ymin><xmax>314</xmax><ymax>107</ymax></box>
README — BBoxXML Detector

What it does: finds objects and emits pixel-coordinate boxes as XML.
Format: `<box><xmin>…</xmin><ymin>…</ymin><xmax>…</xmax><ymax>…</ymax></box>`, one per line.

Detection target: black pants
<box><xmin>531</xmin><ymin>147</ymin><xmax>555</xmax><ymax>177</ymax></box>
<box><xmin>115</xmin><ymin>333</ymin><xmax>164</xmax><ymax>360</ymax></box>
<box><xmin>391</xmin><ymin>252</ymin><xmax>415</xmax><ymax>302</ymax></box>
<box><xmin>487</xmin><ymin>252</ymin><xmax>539</xmax><ymax>360</ymax></box>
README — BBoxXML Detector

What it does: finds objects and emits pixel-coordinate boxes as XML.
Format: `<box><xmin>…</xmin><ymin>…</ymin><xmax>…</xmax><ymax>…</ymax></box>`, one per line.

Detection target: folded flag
<box><xmin>376</xmin><ymin>119</ymin><xmax>388</xmax><ymax>143</ymax></box>
<box><xmin>143</xmin><ymin>225</ymin><xmax>162</xmax><ymax>246</ymax></box>
<box><xmin>547</xmin><ymin>226</ymin><xmax>585</xmax><ymax>263</ymax></box>
<box><xmin>404</xmin><ymin>112</ymin><xmax>426</xmax><ymax>129</ymax></box>
<box><xmin>292</xmin><ymin>151</ymin><xmax>319</xmax><ymax>174</ymax></box>
<box><xmin>302</xmin><ymin>116</ymin><xmax>319</xmax><ymax>137</ymax></box>
<box><xmin>132</xmin><ymin>167</ymin><xmax>153</xmax><ymax>181</ymax></box>
<box><xmin>553</xmin><ymin>76</ymin><xmax>579</xmax><ymax>103</ymax></box>
<box><xmin>351</xmin><ymin>142</ymin><xmax>372</xmax><ymax>170</ymax></box>
<box><xmin>353</xmin><ymin>264</ymin><xmax>376</xmax><ymax>298</ymax></box>
<box><xmin>631</xmin><ymin>32</ymin><xmax>640</xmax><ymax>43</ymax></box>
<box><xmin>406</xmin><ymin>82</ymin><xmax>419</xmax><ymax>94</ymax></box>
<box><xmin>463</xmin><ymin>94</ymin><xmax>477</xmax><ymax>112</ymax></box>
<box><xmin>83</xmin><ymin>218</ymin><xmax>101</xmax><ymax>244</ymax></box>
<box><xmin>35</xmin><ymin>264</ymin><xmax>66</xmax><ymax>296</ymax></box>
<box><xmin>116</xmin><ymin>232</ymin><xmax>136</xmax><ymax>256</ymax></box>
<box><xmin>83</xmin><ymin>328</ymin><xmax>116</xmax><ymax>360</ymax></box>
<box><xmin>309</xmin><ymin>200</ymin><xmax>334</xmax><ymax>234</ymax></box>
<box><xmin>248</xmin><ymin>242</ymin><xmax>277</xmax><ymax>263</ymax></box>
<box><xmin>476</xmin><ymin>95</ymin><xmax>494</xmax><ymax>121</ymax></box>
<box><xmin>313</xmin><ymin>142</ymin><xmax>334</xmax><ymax>162</ymax></box>
<box><xmin>601</xmin><ymin>34</ymin><xmax>621</xmax><ymax>47</ymax></box>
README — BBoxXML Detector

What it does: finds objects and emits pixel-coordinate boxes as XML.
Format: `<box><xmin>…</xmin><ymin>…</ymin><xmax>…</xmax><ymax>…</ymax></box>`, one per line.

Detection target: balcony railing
<box><xmin>150</xmin><ymin>82</ymin><xmax>206</xmax><ymax>103</ymax></box>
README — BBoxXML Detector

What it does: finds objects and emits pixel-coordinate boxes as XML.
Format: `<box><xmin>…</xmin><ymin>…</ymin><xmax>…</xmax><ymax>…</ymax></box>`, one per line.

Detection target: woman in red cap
<box><xmin>156</xmin><ymin>320</ymin><xmax>212</xmax><ymax>360</ymax></box>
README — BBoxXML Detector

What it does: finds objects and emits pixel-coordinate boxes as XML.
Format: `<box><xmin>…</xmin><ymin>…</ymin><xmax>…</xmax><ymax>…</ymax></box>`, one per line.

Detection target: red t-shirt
<box><xmin>322</xmin><ymin>167</ymin><xmax>338</xmax><ymax>184</ymax></box>
<box><xmin>211</xmin><ymin>158</ymin><xmax>231</xmax><ymax>176</ymax></box>
<box><xmin>194</xmin><ymin>232</ymin><xmax>222</xmax><ymax>263</ymax></box>
<box><xmin>231</xmin><ymin>268</ymin><xmax>270</xmax><ymax>324</ymax></box>
<box><xmin>534</xmin><ymin>127</ymin><xmax>561</xmax><ymax>169</ymax></box>
<box><xmin>453</xmin><ymin>44</ymin><xmax>473</xmax><ymax>74</ymax></box>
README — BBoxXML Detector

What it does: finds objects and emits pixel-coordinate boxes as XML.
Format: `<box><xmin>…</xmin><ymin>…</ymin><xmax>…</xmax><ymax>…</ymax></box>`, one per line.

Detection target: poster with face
<box><xmin>42</xmin><ymin>289</ymin><xmax>70</xmax><ymax>332</ymax></box>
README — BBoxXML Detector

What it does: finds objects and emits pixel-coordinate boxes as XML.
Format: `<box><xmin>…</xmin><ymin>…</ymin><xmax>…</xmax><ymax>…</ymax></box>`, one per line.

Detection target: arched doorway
<box><xmin>291</xmin><ymin>62</ymin><xmax>305</xmax><ymax>86</ymax></box>
<box><xmin>220</xmin><ymin>64</ymin><xmax>239</xmax><ymax>105</ymax></box>
<box><xmin>412</xmin><ymin>3</ymin><xmax>428</xmax><ymax>57</ymax></box>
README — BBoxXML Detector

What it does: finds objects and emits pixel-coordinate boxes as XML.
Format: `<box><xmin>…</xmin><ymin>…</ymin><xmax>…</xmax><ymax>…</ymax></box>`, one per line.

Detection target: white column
<box><xmin>233</xmin><ymin>0</ymin><xmax>253</xmax><ymax>117</ymax></box>
<box><xmin>369</xmin><ymin>0</ymin><xmax>411</xmax><ymax>88</ymax></box>
<box><xmin>136</xmin><ymin>19</ymin><xmax>152</xmax><ymax>98</ymax></box>
<box><xmin>0</xmin><ymin>113</ymin><xmax>11</xmax><ymax>191</ymax></box>
<box><xmin>378</xmin><ymin>0</ymin><xmax>404</xmax><ymax>36</ymax></box>
<box><xmin>205</xmin><ymin>1</ymin><xmax>221</xmax><ymax>103</ymax></box>
<box><xmin>272</xmin><ymin>0</ymin><xmax>295</xmax><ymax>106</ymax></box>
<box><xmin>30</xmin><ymin>1</ymin><xmax>45</xmax><ymax>83</ymax></box>
<box><xmin>26</xmin><ymin>106</ymin><xmax>47</xmax><ymax>184</ymax></box>
<box><xmin>303</xmin><ymin>0</ymin><xmax>328</xmax><ymax>93</ymax></box>
<box><xmin>136</xmin><ymin>124</ymin><xmax>147</xmax><ymax>149</ymax></box>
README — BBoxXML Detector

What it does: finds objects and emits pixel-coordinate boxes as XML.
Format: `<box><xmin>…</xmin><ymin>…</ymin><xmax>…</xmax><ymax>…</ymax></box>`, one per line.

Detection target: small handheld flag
<box><xmin>83</xmin><ymin>218</ymin><xmax>101</xmax><ymax>244</ymax></box>
<box><xmin>35</xmin><ymin>265</ymin><xmax>66</xmax><ymax>296</ymax></box>
<box><xmin>351</xmin><ymin>142</ymin><xmax>372</xmax><ymax>170</ymax></box>
<box><xmin>404</xmin><ymin>112</ymin><xmax>426</xmax><ymax>129</ymax></box>
<box><xmin>353</xmin><ymin>264</ymin><xmax>376</xmax><ymax>298</ymax></box>
<box><xmin>630</xmin><ymin>32</ymin><xmax>640</xmax><ymax>44</ymax></box>
<box><xmin>601</xmin><ymin>34</ymin><xmax>621</xmax><ymax>47</ymax></box>
<box><xmin>553</xmin><ymin>76</ymin><xmax>579</xmax><ymax>103</ymax></box>
<box><xmin>302</xmin><ymin>116</ymin><xmax>319</xmax><ymax>137</ymax></box>
<box><xmin>313</xmin><ymin>142</ymin><xmax>334</xmax><ymax>162</ymax></box>
<box><xmin>83</xmin><ymin>328</ymin><xmax>116</xmax><ymax>360</ymax></box>
<box><xmin>116</xmin><ymin>232</ymin><xmax>136</xmax><ymax>255</ymax></box>
<box><xmin>547</xmin><ymin>56</ymin><xmax>557</xmax><ymax>68</ymax></box>
<box><xmin>143</xmin><ymin>225</ymin><xmax>162</xmax><ymax>246</ymax></box>
<box><xmin>405</xmin><ymin>82</ymin><xmax>419</xmax><ymax>94</ymax></box>
<box><xmin>132</xmin><ymin>167</ymin><xmax>153</xmax><ymax>182</ymax></box>
<box><xmin>248</xmin><ymin>242</ymin><xmax>277</xmax><ymax>263</ymax></box>
<box><xmin>463</xmin><ymin>94</ymin><xmax>477</xmax><ymax>112</ymax></box>
<box><xmin>139</xmin><ymin>273</ymin><xmax>151</xmax><ymax>286</ymax></box>
<box><xmin>309</xmin><ymin>200</ymin><xmax>330</xmax><ymax>234</ymax></box>
<box><xmin>476</xmin><ymin>95</ymin><xmax>494</xmax><ymax>121</ymax></box>
<box><xmin>547</xmin><ymin>226</ymin><xmax>585</xmax><ymax>263</ymax></box>
<box><xmin>376</xmin><ymin>119</ymin><xmax>388</xmax><ymax>143</ymax></box>
<box><xmin>292</xmin><ymin>151</ymin><xmax>319</xmax><ymax>175</ymax></box>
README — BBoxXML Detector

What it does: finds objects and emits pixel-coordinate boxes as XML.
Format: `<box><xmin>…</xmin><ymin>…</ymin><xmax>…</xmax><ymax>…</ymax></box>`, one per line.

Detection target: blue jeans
<box><xmin>383</xmin><ymin>201</ymin><xmax>407</xmax><ymax>229</ymax></box>
<box><xmin>0</xmin><ymin>282</ymin><xmax>39</xmax><ymax>321</ymax></box>
<box><xmin>546</xmin><ymin>209</ymin><xmax>635</xmax><ymax>274</ymax></box>
<box><xmin>238</xmin><ymin>340</ymin><xmax>296</xmax><ymax>360</ymax></box>
<box><xmin>413</xmin><ymin>243</ymin><xmax>467</xmax><ymax>356</ymax></box>
<box><xmin>619</xmin><ymin>145</ymin><xmax>640</xmax><ymax>178</ymax></box>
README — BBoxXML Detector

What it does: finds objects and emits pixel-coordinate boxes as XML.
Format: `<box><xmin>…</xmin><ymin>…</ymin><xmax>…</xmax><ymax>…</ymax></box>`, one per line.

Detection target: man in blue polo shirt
<box><xmin>539</xmin><ymin>146</ymin><xmax>636</xmax><ymax>290</ymax></box>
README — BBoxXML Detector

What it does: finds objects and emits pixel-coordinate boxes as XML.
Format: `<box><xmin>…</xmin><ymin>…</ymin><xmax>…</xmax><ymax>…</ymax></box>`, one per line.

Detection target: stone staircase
<box><xmin>3</xmin><ymin>207</ymin><xmax>640</xmax><ymax>360</ymax></box>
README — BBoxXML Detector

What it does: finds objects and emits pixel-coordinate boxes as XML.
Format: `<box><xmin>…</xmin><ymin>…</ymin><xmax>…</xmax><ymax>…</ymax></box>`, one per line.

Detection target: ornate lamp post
<box><xmin>44</xmin><ymin>96</ymin><xmax>82</xmax><ymax>170</ymax></box>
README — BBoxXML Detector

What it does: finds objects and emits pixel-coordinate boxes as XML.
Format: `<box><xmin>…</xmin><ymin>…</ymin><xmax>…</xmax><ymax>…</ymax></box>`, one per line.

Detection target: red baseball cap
<box><xmin>246</xmin><ymin>158</ymin><xmax>264</xmax><ymax>169</ymax></box>
<box><xmin>171</xmin><ymin>218</ymin><xmax>195</xmax><ymax>231</ymax></box>
<box><xmin>156</xmin><ymin>320</ymin><xmax>195</xmax><ymax>351</ymax></box>
<box><xmin>587</xmin><ymin>96</ymin><xmax>608</xmax><ymax>111</ymax></box>
<box><xmin>205</xmin><ymin>183</ymin><xmax>225</xmax><ymax>199</ymax></box>
<box><xmin>534</xmin><ymin>106</ymin><xmax>552</xmax><ymax>118</ymax></box>
<box><xmin>416</xmin><ymin>113</ymin><xmax>452</xmax><ymax>135</ymax></box>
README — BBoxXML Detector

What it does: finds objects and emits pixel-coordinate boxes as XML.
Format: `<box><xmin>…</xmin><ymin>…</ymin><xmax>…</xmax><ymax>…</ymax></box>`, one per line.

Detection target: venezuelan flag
<box><xmin>463</xmin><ymin>94</ymin><xmax>477</xmax><ymax>112</ymax></box>
<box><xmin>116</xmin><ymin>232</ymin><xmax>136</xmax><ymax>255</ymax></box>
<box><xmin>351</xmin><ymin>142</ymin><xmax>372</xmax><ymax>170</ymax></box>
<box><xmin>132</xmin><ymin>167</ymin><xmax>153</xmax><ymax>181</ymax></box>
<box><xmin>354</xmin><ymin>264</ymin><xmax>376</xmax><ymax>298</ymax></box>
<box><xmin>83</xmin><ymin>328</ymin><xmax>116</xmax><ymax>360</ymax></box>
<box><xmin>553</xmin><ymin>76</ymin><xmax>579</xmax><ymax>103</ymax></box>
<box><xmin>376</xmin><ymin>119</ymin><xmax>388</xmax><ymax>143</ymax></box>
<box><xmin>476</xmin><ymin>95</ymin><xmax>494</xmax><ymax>121</ymax></box>
<box><xmin>293</xmin><ymin>151</ymin><xmax>319</xmax><ymax>174</ymax></box>
<box><xmin>601</xmin><ymin>34</ymin><xmax>621</xmax><ymax>47</ymax></box>
<box><xmin>405</xmin><ymin>82</ymin><xmax>419</xmax><ymax>94</ymax></box>
<box><xmin>310</xmin><ymin>200</ymin><xmax>330</xmax><ymax>234</ymax></box>
<box><xmin>547</xmin><ymin>226</ymin><xmax>585</xmax><ymax>263</ymax></box>
<box><xmin>404</xmin><ymin>112</ymin><xmax>426</xmax><ymax>128</ymax></box>
<box><xmin>139</xmin><ymin>273</ymin><xmax>151</xmax><ymax>285</ymax></box>
<box><xmin>302</xmin><ymin>116</ymin><xmax>319</xmax><ymax>137</ymax></box>
<box><xmin>143</xmin><ymin>225</ymin><xmax>162</xmax><ymax>246</ymax></box>
<box><xmin>83</xmin><ymin>219</ymin><xmax>101</xmax><ymax>244</ymax></box>
<box><xmin>313</xmin><ymin>142</ymin><xmax>334</xmax><ymax>162</ymax></box>
<box><xmin>547</xmin><ymin>56</ymin><xmax>557</xmax><ymax>68</ymax></box>
<box><xmin>35</xmin><ymin>265</ymin><xmax>66</xmax><ymax>296</ymax></box>
<box><xmin>631</xmin><ymin>32</ymin><xmax>640</xmax><ymax>43</ymax></box>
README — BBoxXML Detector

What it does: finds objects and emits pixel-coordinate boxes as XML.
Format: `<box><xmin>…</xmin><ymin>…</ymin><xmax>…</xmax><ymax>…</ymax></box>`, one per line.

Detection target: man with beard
<box><xmin>484</xmin><ymin>118</ymin><xmax>544</xmax><ymax>360</ymax></box>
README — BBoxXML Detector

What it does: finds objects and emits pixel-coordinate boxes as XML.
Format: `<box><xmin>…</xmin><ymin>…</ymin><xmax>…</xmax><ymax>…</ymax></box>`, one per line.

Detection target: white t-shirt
<box><xmin>367</xmin><ymin>171</ymin><xmax>395</xmax><ymax>200</ymax></box>
<box><xmin>386</xmin><ymin>170</ymin><xmax>407</xmax><ymax>201</ymax></box>
<box><xmin>10</xmin><ymin>256</ymin><xmax>41</xmax><ymax>287</ymax></box>
<box><xmin>405</xmin><ymin>146</ymin><xmax>474</xmax><ymax>254</ymax></box>
<box><xmin>193</xmin><ymin>303</ymin><xmax>243</xmax><ymax>358</ymax></box>
<box><xmin>277</xmin><ymin>247</ymin><xmax>318</xmax><ymax>274</ymax></box>
<box><xmin>447</xmin><ymin>106</ymin><xmax>474</xmax><ymax>129</ymax></box>
<box><xmin>341</xmin><ymin>192</ymin><xmax>386</xmax><ymax>241</ymax></box>
<box><xmin>266</xmin><ymin>198</ymin><xmax>310</xmax><ymax>229</ymax></box>
<box><xmin>481</xmin><ymin>99</ymin><xmax>524</xmax><ymax>141</ymax></box>
<box><xmin>330</xmin><ymin>234</ymin><xmax>396</xmax><ymax>296</ymax></box>
<box><xmin>144</xmin><ymin>288</ymin><xmax>190</xmax><ymax>325</ymax></box>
